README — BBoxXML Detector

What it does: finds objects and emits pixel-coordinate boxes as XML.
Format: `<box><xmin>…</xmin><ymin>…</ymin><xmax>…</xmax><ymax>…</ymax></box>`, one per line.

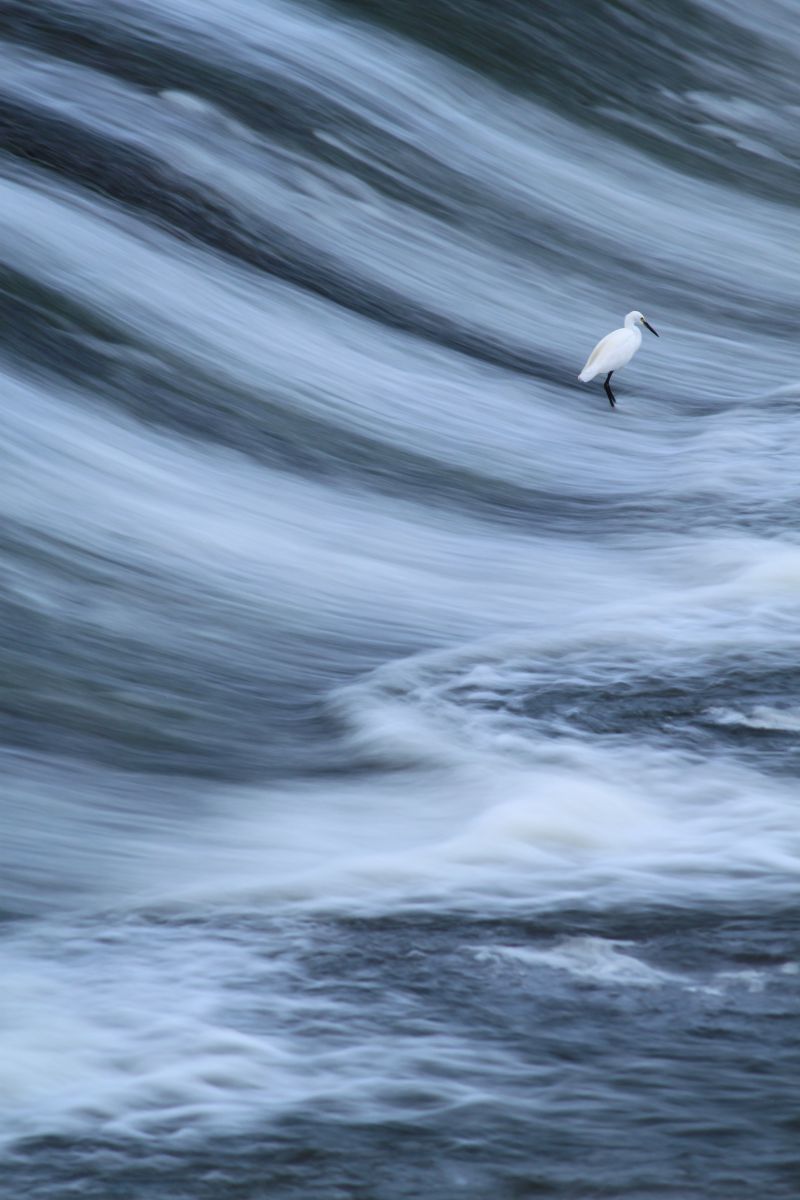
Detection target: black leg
<box><xmin>603</xmin><ymin>371</ymin><xmax>616</xmax><ymax>409</ymax></box>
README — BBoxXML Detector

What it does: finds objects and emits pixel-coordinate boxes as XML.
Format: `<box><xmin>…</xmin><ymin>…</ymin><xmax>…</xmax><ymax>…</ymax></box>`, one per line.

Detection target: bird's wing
<box><xmin>585</xmin><ymin>333</ymin><xmax>613</xmax><ymax>369</ymax></box>
<box><xmin>579</xmin><ymin>331</ymin><xmax>616</xmax><ymax>381</ymax></box>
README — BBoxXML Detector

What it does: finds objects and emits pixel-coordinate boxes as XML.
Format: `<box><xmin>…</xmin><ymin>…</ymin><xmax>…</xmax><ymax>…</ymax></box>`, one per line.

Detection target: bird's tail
<box><xmin>578</xmin><ymin>366</ymin><xmax>597</xmax><ymax>383</ymax></box>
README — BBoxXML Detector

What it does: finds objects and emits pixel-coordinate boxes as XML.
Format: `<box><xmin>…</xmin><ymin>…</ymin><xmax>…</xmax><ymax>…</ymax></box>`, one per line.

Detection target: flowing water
<box><xmin>1</xmin><ymin>0</ymin><xmax>799</xmax><ymax>1195</ymax></box>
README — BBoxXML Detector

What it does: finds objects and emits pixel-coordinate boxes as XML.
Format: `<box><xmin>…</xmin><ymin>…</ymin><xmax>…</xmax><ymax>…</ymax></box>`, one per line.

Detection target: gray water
<box><xmin>1</xmin><ymin>0</ymin><xmax>799</xmax><ymax>1195</ymax></box>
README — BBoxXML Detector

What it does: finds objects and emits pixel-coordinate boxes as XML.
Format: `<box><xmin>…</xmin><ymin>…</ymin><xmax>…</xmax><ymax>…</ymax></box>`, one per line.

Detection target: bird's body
<box><xmin>578</xmin><ymin>310</ymin><xmax>659</xmax><ymax>408</ymax></box>
<box><xmin>579</xmin><ymin>323</ymin><xmax>641</xmax><ymax>382</ymax></box>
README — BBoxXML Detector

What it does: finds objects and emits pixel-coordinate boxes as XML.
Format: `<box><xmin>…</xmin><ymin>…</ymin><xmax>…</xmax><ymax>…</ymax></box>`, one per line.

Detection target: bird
<box><xmin>578</xmin><ymin>311</ymin><xmax>659</xmax><ymax>408</ymax></box>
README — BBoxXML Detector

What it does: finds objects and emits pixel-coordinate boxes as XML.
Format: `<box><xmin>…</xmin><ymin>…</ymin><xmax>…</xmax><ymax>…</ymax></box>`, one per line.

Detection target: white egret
<box><xmin>578</xmin><ymin>311</ymin><xmax>659</xmax><ymax>408</ymax></box>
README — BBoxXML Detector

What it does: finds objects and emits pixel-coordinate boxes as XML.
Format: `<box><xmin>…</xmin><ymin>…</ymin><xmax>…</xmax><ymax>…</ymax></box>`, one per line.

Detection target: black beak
<box><xmin>642</xmin><ymin>319</ymin><xmax>659</xmax><ymax>337</ymax></box>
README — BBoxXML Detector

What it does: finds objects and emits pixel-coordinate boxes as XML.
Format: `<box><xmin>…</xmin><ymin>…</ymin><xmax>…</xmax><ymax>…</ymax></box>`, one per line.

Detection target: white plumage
<box><xmin>578</xmin><ymin>310</ymin><xmax>659</xmax><ymax>408</ymax></box>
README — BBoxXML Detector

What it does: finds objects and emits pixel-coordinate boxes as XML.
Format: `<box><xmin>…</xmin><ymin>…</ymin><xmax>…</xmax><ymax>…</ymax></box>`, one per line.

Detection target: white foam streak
<box><xmin>0</xmin><ymin>920</ymin><xmax>527</xmax><ymax>1147</ymax></box>
<box><xmin>476</xmin><ymin>937</ymin><xmax>798</xmax><ymax>995</ymax></box>
<box><xmin>708</xmin><ymin>705</ymin><xmax>800</xmax><ymax>732</ymax></box>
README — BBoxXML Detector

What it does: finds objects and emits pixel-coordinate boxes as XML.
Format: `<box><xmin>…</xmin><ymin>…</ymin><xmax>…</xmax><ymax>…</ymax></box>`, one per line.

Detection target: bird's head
<box><xmin>626</xmin><ymin>310</ymin><xmax>659</xmax><ymax>337</ymax></box>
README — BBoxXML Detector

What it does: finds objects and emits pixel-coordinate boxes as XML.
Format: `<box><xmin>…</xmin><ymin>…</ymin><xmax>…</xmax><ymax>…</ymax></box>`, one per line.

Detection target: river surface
<box><xmin>1</xmin><ymin>1</ymin><xmax>799</xmax><ymax>1196</ymax></box>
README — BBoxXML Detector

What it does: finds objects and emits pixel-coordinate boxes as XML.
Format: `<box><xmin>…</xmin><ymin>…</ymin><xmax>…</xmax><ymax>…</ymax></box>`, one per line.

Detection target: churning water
<box><xmin>1</xmin><ymin>0</ymin><xmax>799</xmax><ymax>1195</ymax></box>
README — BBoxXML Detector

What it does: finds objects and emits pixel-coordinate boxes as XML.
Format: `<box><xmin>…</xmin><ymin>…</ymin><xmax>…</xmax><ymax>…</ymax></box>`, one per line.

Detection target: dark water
<box><xmin>1</xmin><ymin>0</ymin><xmax>799</xmax><ymax>1195</ymax></box>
